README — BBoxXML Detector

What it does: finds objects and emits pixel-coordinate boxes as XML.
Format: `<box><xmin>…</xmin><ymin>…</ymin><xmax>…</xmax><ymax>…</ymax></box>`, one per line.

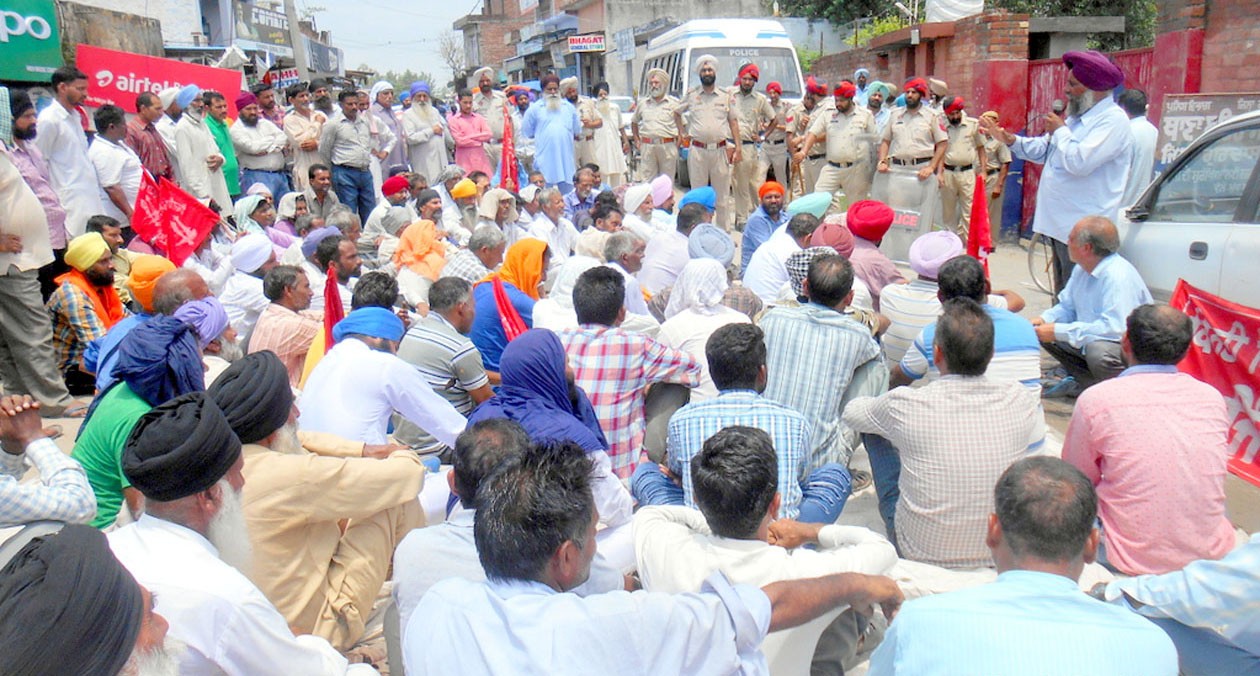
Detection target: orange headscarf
<box><xmin>393</xmin><ymin>219</ymin><xmax>447</xmax><ymax>281</ymax></box>
<box><xmin>54</xmin><ymin>270</ymin><xmax>126</xmax><ymax>329</ymax></box>
<box><xmin>481</xmin><ymin>238</ymin><xmax>549</xmax><ymax>300</ymax></box>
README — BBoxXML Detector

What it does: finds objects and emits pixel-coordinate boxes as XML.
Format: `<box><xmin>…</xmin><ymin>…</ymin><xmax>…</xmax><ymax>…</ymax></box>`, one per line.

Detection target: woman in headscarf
<box><xmin>273</xmin><ymin>192</ymin><xmax>308</xmax><ymax>236</ymax></box>
<box><xmin>591</xmin><ymin>82</ymin><xmax>628</xmax><ymax>187</ymax></box>
<box><xmin>234</xmin><ymin>193</ymin><xmax>294</xmax><ymax>256</ymax></box>
<box><xmin>393</xmin><ymin>216</ymin><xmax>447</xmax><ymax>308</ymax></box>
<box><xmin>532</xmin><ymin>255</ymin><xmax>601</xmax><ymax>332</ymax></box>
<box><xmin>469</xmin><ymin>238</ymin><xmax>549</xmax><ymax>373</ymax></box>
<box><xmin>657</xmin><ymin>259</ymin><xmax>751</xmax><ymax>402</ymax></box>
<box><xmin>467</xmin><ymin>328</ymin><xmax>631</xmax><ymax>531</ymax></box>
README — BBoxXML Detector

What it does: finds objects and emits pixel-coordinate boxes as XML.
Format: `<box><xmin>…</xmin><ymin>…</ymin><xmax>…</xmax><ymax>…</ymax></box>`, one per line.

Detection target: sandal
<box><xmin>42</xmin><ymin>424</ymin><xmax>64</xmax><ymax>441</ymax></box>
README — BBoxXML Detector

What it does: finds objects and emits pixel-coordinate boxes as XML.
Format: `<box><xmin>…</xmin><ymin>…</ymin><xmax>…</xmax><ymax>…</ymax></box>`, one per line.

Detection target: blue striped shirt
<box><xmin>666</xmin><ymin>390</ymin><xmax>812</xmax><ymax>519</ymax></box>
<box><xmin>901</xmin><ymin>304</ymin><xmax>1041</xmax><ymax>391</ymax></box>
<box><xmin>871</xmin><ymin>570</ymin><xmax>1178</xmax><ymax>675</ymax></box>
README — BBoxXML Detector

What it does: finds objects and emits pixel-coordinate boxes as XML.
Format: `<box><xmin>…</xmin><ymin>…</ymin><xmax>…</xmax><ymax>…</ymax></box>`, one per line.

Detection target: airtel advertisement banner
<box><xmin>76</xmin><ymin>44</ymin><xmax>244</xmax><ymax>115</ymax></box>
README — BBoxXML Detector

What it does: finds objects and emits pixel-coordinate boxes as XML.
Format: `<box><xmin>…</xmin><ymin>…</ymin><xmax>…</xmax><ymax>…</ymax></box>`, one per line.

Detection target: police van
<box><xmin>640</xmin><ymin>19</ymin><xmax>805</xmax><ymax>102</ymax></box>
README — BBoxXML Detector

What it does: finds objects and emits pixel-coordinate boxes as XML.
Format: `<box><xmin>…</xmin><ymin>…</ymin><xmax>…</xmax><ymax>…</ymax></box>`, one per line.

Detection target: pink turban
<box><xmin>1063</xmin><ymin>50</ymin><xmax>1125</xmax><ymax>91</ymax></box>
<box><xmin>650</xmin><ymin>174</ymin><xmax>674</xmax><ymax>208</ymax></box>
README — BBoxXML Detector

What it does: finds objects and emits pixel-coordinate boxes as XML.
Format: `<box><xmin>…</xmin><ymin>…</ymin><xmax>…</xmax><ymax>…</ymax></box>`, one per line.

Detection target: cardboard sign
<box><xmin>1171</xmin><ymin>279</ymin><xmax>1260</xmax><ymax>487</ymax></box>
<box><xmin>1157</xmin><ymin>93</ymin><xmax>1260</xmax><ymax>172</ymax></box>
<box><xmin>77</xmin><ymin>44</ymin><xmax>243</xmax><ymax>115</ymax></box>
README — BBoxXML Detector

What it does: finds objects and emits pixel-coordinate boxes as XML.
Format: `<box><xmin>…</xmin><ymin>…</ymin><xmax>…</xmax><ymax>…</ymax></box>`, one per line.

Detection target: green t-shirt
<box><xmin>206</xmin><ymin>114</ymin><xmax>241</xmax><ymax>195</ymax></box>
<box><xmin>71</xmin><ymin>383</ymin><xmax>153</xmax><ymax>529</ymax></box>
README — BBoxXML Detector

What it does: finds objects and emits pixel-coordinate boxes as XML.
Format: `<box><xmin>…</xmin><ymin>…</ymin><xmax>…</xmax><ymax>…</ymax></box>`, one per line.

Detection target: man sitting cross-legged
<box><xmin>632</xmin><ymin>323</ymin><xmax>853</xmax><ymax>524</ymax></box>
<box><xmin>870</xmin><ymin>457</ymin><xmax>1177</xmax><ymax>675</ymax></box>
<box><xmin>406</xmin><ymin>440</ymin><xmax>903</xmax><ymax>673</ymax></box>
<box><xmin>635</xmin><ymin>426</ymin><xmax>897</xmax><ymax>673</ymax></box>
<box><xmin>209</xmin><ymin>351</ymin><xmax>425</xmax><ymax>653</ymax></box>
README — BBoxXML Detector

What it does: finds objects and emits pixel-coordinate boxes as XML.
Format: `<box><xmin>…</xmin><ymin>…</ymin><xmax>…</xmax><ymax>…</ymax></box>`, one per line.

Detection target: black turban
<box><xmin>123</xmin><ymin>391</ymin><xmax>242</xmax><ymax>502</ymax></box>
<box><xmin>414</xmin><ymin>188</ymin><xmax>440</xmax><ymax>206</ymax></box>
<box><xmin>0</xmin><ymin>525</ymin><xmax>143</xmax><ymax>676</ymax></box>
<box><xmin>207</xmin><ymin>350</ymin><xmax>293</xmax><ymax>444</ymax></box>
<box><xmin>9</xmin><ymin>89</ymin><xmax>33</xmax><ymax>118</ymax></box>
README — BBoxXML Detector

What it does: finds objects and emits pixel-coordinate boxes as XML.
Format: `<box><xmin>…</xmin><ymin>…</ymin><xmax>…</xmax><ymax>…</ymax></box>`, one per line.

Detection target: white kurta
<box><xmin>401</xmin><ymin>104</ymin><xmax>448</xmax><ymax>181</ymax></box>
<box><xmin>108</xmin><ymin>515</ymin><xmax>374</xmax><ymax>675</ymax></box>
<box><xmin>284</xmin><ymin>109</ymin><xmax>327</xmax><ymax>191</ymax></box>
<box><xmin>592</xmin><ymin>99</ymin><xmax>627</xmax><ymax>179</ymax></box>
<box><xmin>175</xmin><ymin>111</ymin><xmax>232</xmax><ymax>209</ymax></box>
<box><xmin>743</xmin><ymin>226</ymin><xmax>801</xmax><ymax>303</ymax></box>
<box><xmin>33</xmin><ymin>103</ymin><xmax>103</xmax><ymax>236</ymax></box>
<box><xmin>219</xmin><ymin>271</ymin><xmax>270</xmax><ymax>338</ymax></box>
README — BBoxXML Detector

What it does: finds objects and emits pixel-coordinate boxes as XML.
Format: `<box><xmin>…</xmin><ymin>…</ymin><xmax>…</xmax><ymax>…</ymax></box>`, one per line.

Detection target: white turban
<box><xmin>474</xmin><ymin>67</ymin><xmax>494</xmax><ymax>83</ymax></box>
<box><xmin>230</xmin><ymin>233</ymin><xmax>273</xmax><ymax>274</ymax></box>
<box><xmin>665</xmin><ymin>258</ymin><xmax>729</xmax><ymax>319</ymax></box>
<box><xmin>560</xmin><ymin>77</ymin><xmax>579</xmax><ymax>92</ymax></box>
<box><xmin>695</xmin><ymin>54</ymin><xmax>719</xmax><ymax>70</ymax></box>
<box><xmin>624</xmin><ymin>184</ymin><xmax>652</xmax><ymax>215</ymax></box>
<box><xmin>369</xmin><ymin>80</ymin><xmax>393</xmax><ymax>103</ymax></box>
<box><xmin>158</xmin><ymin>87</ymin><xmax>180</xmax><ymax>109</ymax></box>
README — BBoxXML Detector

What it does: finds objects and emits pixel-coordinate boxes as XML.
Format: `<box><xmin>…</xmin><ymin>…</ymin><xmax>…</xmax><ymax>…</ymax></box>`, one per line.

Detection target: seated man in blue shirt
<box><xmin>407</xmin><ymin>439</ymin><xmax>904</xmax><ymax>674</ymax></box>
<box><xmin>870</xmin><ymin>456</ymin><xmax>1177</xmax><ymax>675</ymax></box>
<box><xmin>741</xmin><ymin>180</ymin><xmax>789</xmax><ymax>273</ymax></box>
<box><xmin>1032</xmin><ymin>215</ymin><xmax>1152</xmax><ymax>395</ymax></box>
<box><xmin>562</xmin><ymin>166</ymin><xmax>599</xmax><ymax>225</ymax></box>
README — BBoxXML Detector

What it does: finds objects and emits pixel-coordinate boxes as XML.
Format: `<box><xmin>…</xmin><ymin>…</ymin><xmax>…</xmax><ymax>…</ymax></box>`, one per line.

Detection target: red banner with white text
<box><xmin>76</xmin><ymin>44</ymin><xmax>243</xmax><ymax>116</ymax></box>
<box><xmin>130</xmin><ymin>176</ymin><xmax>219</xmax><ymax>267</ymax></box>
<box><xmin>1171</xmin><ymin>279</ymin><xmax>1260</xmax><ymax>487</ymax></box>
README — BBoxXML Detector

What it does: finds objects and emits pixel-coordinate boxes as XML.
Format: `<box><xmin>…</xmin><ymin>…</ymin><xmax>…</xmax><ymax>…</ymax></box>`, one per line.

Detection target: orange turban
<box><xmin>758</xmin><ymin>182</ymin><xmax>785</xmax><ymax>199</ymax></box>
<box><xmin>126</xmin><ymin>255</ymin><xmax>176</xmax><ymax>312</ymax></box>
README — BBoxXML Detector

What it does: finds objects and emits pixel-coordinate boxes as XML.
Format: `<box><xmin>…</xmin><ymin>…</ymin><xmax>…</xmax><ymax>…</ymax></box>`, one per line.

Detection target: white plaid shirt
<box><xmin>442</xmin><ymin>248</ymin><xmax>492</xmax><ymax>285</ymax></box>
<box><xmin>0</xmin><ymin>438</ymin><xmax>96</xmax><ymax>528</ymax></box>
<box><xmin>843</xmin><ymin>375</ymin><xmax>1041</xmax><ymax>568</ymax></box>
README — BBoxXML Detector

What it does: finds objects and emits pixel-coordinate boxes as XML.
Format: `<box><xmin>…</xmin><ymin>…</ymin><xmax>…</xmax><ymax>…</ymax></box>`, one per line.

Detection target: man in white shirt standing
<box><xmin>108</xmin><ymin>392</ymin><xmax>377</xmax><ymax>675</ymax></box>
<box><xmin>407</xmin><ymin>439</ymin><xmax>903</xmax><ymax>674</ymax></box>
<box><xmin>298</xmin><ymin>306</ymin><xmax>466</xmax><ymax>447</ymax></box>
<box><xmin>635</xmin><ymin>425</ymin><xmax>899</xmax><ymax>673</ymax></box>
<box><xmin>34</xmin><ymin>66</ymin><xmax>104</xmax><ymax>236</ymax></box>
<box><xmin>231</xmin><ymin>91</ymin><xmax>291</xmax><ymax>200</ymax></box>
<box><xmin>1118</xmin><ymin>88</ymin><xmax>1159</xmax><ymax>209</ymax></box>
<box><xmin>87</xmin><ymin>105</ymin><xmax>143</xmax><ymax>229</ymax></box>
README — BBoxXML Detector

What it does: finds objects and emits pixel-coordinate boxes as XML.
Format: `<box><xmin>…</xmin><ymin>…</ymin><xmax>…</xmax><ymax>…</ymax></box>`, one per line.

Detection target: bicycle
<box><xmin>1026</xmin><ymin>232</ymin><xmax>1055</xmax><ymax>296</ymax></box>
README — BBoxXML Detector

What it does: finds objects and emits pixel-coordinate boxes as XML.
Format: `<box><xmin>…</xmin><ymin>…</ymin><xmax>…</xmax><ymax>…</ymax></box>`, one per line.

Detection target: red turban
<box><xmin>766</xmin><ymin>81</ymin><xmax>782</xmax><ymax>94</ymax></box>
<box><xmin>739</xmin><ymin>63</ymin><xmax>760</xmax><ymax>81</ymax></box>
<box><xmin>943</xmin><ymin>96</ymin><xmax>965</xmax><ymax>115</ymax></box>
<box><xmin>234</xmin><ymin>92</ymin><xmax>257</xmax><ymax>110</ymax></box>
<box><xmin>834</xmin><ymin>81</ymin><xmax>857</xmax><ymax>99</ymax></box>
<box><xmin>904</xmin><ymin>78</ymin><xmax>929</xmax><ymax>97</ymax></box>
<box><xmin>758</xmin><ymin>181</ymin><xmax>785</xmax><ymax>199</ymax></box>
<box><xmin>1062</xmin><ymin>50</ymin><xmax>1125</xmax><ymax>91</ymax></box>
<box><xmin>805</xmin><ymin>76</ymin><xmax>828</xmax><ymax>97</ymax></box>
<box><xmin>846</xmin><ymin>200</ymin><xmax>895</xmax><ymax>242</ymax></box>
<box><xmin>381</xmin><ymin>174</ymin><xmax>410</xmax><ymax>197</ymax></box>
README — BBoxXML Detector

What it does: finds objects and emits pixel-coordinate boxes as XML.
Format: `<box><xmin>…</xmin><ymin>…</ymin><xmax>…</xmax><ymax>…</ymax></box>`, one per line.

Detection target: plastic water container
<box><xmin>871</xmin><ymin>165</ymin><xmax>939</xmax><ymax>263</ymax></box>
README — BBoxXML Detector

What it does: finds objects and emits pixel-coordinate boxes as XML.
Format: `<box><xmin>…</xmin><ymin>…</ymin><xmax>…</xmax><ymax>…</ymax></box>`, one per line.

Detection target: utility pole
<box><xmin>284</xmin><ymin>0</ymin><xmax>312</xmax><ymax>80</ymax></box>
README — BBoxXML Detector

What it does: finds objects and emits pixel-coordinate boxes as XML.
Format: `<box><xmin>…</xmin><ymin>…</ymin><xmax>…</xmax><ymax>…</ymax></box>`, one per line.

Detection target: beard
<box><xmin>649</xmin><ymin>84</ymin><xmax>665</xmax><ymax>98</ymax></box>
<box><xmin>905</xmin><ymin>96</ymin><xmax>921</xmax><ymax>110</ymax></box>
<box><xmin>122</xmin><ymin>637</ymin><xmax>187</xmax><ymax>676</ymax></box>
<box><xmin>270</xmin><ymin>422</ymin><xmax>305</xmax><ymax>455</ymax></box>
<box><xmin>207</xmin><ymin>478</ymin><xmax>254</xmax><ymax>574</ymax></box>
<box><xmin>596</xmin><ymin>99</ymin><xmax>610</xmax><ymax>116</ymax></box>
<box><xmin>546</xmin><ymin>93</ymin><xmax>561</xmax><ymax>112</ymax></box>
<box><xmin>215</xmin><ymin>336</ymin><xmax>244</xmax><ymax>363</ymax></box>
<box><xmin>12</xmin><ymin>125</ymin><xmax>36</xmax><ymax>140</ymax></box>
<box><xmin>1067</xmin><ymin>92</ymin><xmax>1097</xmax><ymax>118</ymax></box>
<box><xmin>85</xmin><ymin>267</ymin><xmax>115</xmax><ymax>287</ymax></box>
<box><xmin>699</xmin><ymin>74</ymin><xmax>716</xmax><ymax>87</ymax></box>
<box><xmin>764</xmin><ymin>203</ymin><xmax>781</xmax><ymax>218</ymax></box>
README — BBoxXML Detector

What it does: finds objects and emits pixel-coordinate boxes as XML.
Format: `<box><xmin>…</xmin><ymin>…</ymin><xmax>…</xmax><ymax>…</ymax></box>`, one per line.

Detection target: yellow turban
<box><xmin>64</xmin><ymin>233</ymin><xmax>111</xmax><ymax>272</ymax></box>
<box><xmin>450</xmin><ymin>178</ymin><xmax>478</xmax><ymax>199</ymax></box>
<box><xmin>126</xmin><ymin>255</ymin><xmax>177</xmax><ymax>312</ymax></box>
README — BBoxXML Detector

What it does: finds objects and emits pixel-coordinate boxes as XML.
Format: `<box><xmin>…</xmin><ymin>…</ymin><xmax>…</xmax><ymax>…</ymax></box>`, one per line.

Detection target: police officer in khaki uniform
<box><xmin>759</xmin><ymin>81</ymin><xmax>791</xmax><ymax>199</ymax></box>
<box><xmin>676</xmin><ymin>54</ymin><xmax>741</xmax><ymax>232</ymax></box>
<box><xmin>632</xmin><ymin>68</ymin><xmax>681</xmax><ymax>183</ymax></box>
<box><xmin>877</xmin><ymin>77</ymin><xmax>947</xmax><ymax>181</ymax></box>
<box><xmin>796</xmin><ymin>81</ymin><xmax>877</xmax><ymax>213</ymax></box>
<box><xmin>980</xmin><ymin>110</ymin><xmax>1012</xmax><ymax>236</ymax></box>
<box><xmin>472</xmin><ymin>66</ymin><xmax>513</xmax><ymax>175</ymax></box>
<box><xmin>730</xmin><ymin>63</ymin><xmax>774</xmax><ymax>227</ymax></box>
<box><xmin>564</xmin><ymin>77</ymin><xmax>600</xmax><ymax>168</ymax></box>
<box><xmin>937</xmin><ymin>96</ymin><xmax>987</xmax><ymax>239</ymax></box>
<box><xmin>787</xmin><ymin>76</ymin><xmax>832</xmax><ymax>197</ymax></box>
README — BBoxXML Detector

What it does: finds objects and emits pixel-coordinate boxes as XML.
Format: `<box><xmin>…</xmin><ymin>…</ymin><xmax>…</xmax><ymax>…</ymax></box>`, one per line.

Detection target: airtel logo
<box><xmin>95</xmin><ymin>70</ymin><xmax>114</xmax><ymax>87</ymax></box>
<box><xmin>0</xmin><ymin>10</ymin><xmax>52</xmax><ymax>42</ymax></box>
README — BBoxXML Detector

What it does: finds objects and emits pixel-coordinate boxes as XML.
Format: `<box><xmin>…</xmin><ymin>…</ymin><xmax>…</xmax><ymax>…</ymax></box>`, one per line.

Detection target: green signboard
<box><xmin>0</xmin><ymin>0</ymin><xmax>63</xmax><ymax>81</ymax></box>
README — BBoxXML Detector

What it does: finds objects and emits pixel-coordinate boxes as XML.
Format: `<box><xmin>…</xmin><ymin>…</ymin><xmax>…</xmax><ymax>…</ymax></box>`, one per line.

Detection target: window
<box><xmin>683</xmin><ymin>47</ymin><xmax>801</xmax><ymax>99</ymax></box>
<box><xmin>1151</xmin><ymin>125</ymin><xmax>1260</xmax><ymax>223</ymax></box>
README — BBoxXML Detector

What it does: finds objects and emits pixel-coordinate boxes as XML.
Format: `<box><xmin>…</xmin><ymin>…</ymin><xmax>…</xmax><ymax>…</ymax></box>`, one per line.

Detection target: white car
<box><xmin>1119</xmin><ymin>109</ymin><xmax>1260</xmax><ymax>308</ymax></box>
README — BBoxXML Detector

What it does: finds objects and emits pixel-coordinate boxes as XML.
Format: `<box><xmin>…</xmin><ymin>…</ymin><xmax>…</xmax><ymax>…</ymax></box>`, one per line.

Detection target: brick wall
<box><xmin>477</xmin><ymin>17</ymin><xmax>534</xmax><ymax>68</ymax></box>
<box><xmin>1199</xmin><ymin>0</ymin><xmax>1260</xmax><ymax>92</ymax></box>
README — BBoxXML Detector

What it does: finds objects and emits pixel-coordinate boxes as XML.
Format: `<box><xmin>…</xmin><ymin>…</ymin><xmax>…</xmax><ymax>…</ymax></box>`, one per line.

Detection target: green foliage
<box><xmin>379</xmin><ymin>69</ymin><xmax>438</xmax><ymax>97</ymax></box>
<box><xmin>797</xmin><ymin>47</ymin><xmax>821</xmax><ymax>73</ymax></box>
<box><xmin>853</xmin><ymin>15</ymin><xmax>909</xmax><ymax>46</ymax></box>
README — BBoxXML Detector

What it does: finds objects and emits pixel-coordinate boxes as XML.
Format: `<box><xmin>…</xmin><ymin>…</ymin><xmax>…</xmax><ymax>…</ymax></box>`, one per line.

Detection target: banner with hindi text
<box><xmin>1171</xmin><ymin>279</ymin><xmax>1260</xmax><ymax>487</ymax></box>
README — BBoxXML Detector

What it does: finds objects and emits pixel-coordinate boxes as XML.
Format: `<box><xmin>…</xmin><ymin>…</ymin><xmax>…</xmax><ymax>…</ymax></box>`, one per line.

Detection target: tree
<box><xmin>379</xmin><ymin>69</ymin><xmax>438</xmax><ymax>96</ymax></box>
<box><xmin>438</xmin><ymin>31</ymin><xmax>468</xmax><ymax>85</ymax></box>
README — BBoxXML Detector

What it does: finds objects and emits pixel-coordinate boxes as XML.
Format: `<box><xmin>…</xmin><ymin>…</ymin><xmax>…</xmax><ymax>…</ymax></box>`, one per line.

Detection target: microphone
<box><xmin>1052</xmin><ymin>99</ymin><xmax>1065</xmax><ymax>115</ymax></box>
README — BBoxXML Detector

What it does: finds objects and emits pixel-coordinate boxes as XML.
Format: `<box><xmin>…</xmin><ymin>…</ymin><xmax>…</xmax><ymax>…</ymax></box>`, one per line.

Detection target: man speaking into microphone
<box><xmin>980</xmin><ymin>50</ymin><xmax>1134</xmax><ymax>294</ymax></box>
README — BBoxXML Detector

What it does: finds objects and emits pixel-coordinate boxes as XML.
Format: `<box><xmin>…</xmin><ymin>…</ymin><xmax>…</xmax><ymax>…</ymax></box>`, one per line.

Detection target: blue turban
<box><xmin>176</xmin><ymin>84</ymin><xmax>201</xmax><ymax>110</ymax></box>
<box><xmin>855</xmin><ymin>68</ymin><xmax>870</xmax><ymax>79</ymax></box>
<box><xmin>301</xmin><ymin>226</ymin><xmax>342</xmax><ymax>259</ymax></box>
<box><xmin>173</xmin><ymin>297</ymin><xmax>229</xmax><ymax>349</ymax></box>
<box><xmin>678</xmin><ymin>186</ymin><xmax>716</xmax><ymax>212</ymax></box>
<box><xmin>688</xmin><ymin>223</ymin><xmax>735</xmax><ymax>268</ymax></box>
<box><xmin>894</xmin><ymin>93</ymin><xmax>906</xmax><ymax>107</ymax></box>
<box><xmin>409</xmin><ymin>81</ymin><xmax>430</xmax><ymax>99</ymax></box>
<box><xmin>333</xmin><ymin>307</ymin><xmax>405</xmax><ymax>343</ymax></box>
<box><xmin>788</xmin><ymin>191</ymin><xmax>832</xmax><ymax>219</ymax></box>
<box><xmin>82</xmin><ymin>315</ymin><xmax>206</xmax><ymax>430</ymax></box>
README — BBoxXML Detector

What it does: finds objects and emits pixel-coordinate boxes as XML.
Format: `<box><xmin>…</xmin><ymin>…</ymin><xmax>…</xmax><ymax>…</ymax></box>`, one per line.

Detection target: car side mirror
<box><xmin>1125</xmin><ymin>205</ymin><xmax>1149</xmax><ymax>221</ymax></box>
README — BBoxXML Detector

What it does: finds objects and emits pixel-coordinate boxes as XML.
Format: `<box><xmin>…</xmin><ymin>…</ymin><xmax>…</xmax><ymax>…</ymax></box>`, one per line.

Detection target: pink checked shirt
<box><xmin>448</xmin><ymin>110</ymin><xmax>493</xmax><ymax>176</ymax></box>
<box><xmin>1063</xmin><ymin>365</ymin><xmax>1237</xmax><ymax>575</ymax></box>
<box><xmin>559</xmin><ymin>325</ymin><xmax>702</xmax><ymax>478</ymax></box>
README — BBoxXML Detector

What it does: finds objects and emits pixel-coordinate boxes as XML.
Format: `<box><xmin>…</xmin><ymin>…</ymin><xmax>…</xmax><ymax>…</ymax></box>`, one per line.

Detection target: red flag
<box><xmin>966</xmin><ymin>172</ymin><xmax>992</xmax><ymax>277</ymax></box>
<box><xmin>323</xmin><ymin>266</ymin><xmax>344</xmax><ymax>354</ymax></box>
<box><xmin>154</xmin><ymin>178</ymin><xmax>219</xmax><ymax>266</ymax></box>
<box><xmin>498</xmin><ymin>103</ymin><xmax>519</xmax><ymax>191</ymax></box>
<box><xmin>130</xmin><ymin>171</ymin><xmax>162</xmax><ymax>248</ymax></box>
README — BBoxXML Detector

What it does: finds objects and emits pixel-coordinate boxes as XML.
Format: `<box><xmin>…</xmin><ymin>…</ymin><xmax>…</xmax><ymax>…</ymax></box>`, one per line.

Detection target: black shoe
<box><xmin>850</xmin><ymin>469</ymin><xmax>873</xmax><ymax>492</ymax></box>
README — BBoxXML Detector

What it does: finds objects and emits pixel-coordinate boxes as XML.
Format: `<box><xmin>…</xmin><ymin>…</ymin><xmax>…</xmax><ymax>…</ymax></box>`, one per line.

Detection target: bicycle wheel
<box><xmin>1026</xmin><ymin>233</ymin><xmax>1055</xmax><ymax>295</ymax></box>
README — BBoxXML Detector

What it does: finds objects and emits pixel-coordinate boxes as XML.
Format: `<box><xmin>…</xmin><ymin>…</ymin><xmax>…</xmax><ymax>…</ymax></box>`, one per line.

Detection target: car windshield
<box><xmin>687</xmin><ymin>47</ymin><xmax>801</xmax><ymax>98</ymax></box>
